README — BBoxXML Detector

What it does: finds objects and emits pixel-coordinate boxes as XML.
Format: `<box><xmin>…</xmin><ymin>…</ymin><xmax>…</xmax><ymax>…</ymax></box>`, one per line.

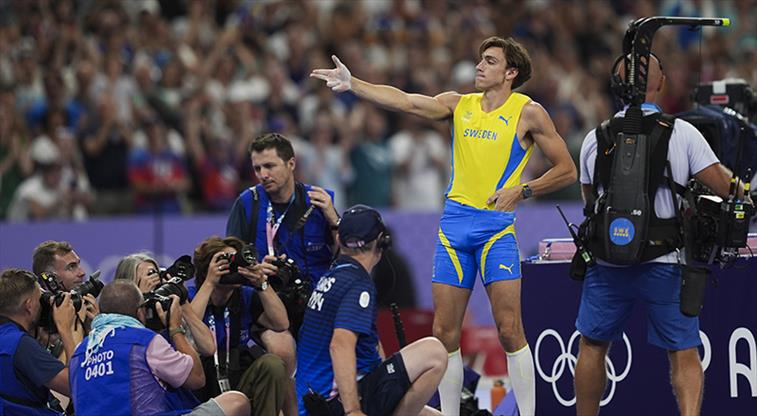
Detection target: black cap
<box><xmin>338</xmin><ymin>205</ymin><xmax>385</xmax><ymax>248</ymax></box>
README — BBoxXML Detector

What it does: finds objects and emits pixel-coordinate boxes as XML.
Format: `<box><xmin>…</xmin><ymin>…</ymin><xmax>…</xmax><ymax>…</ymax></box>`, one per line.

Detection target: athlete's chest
<box><xmin>456</xmin><ymin>107</ymin><xmax>529</xmax><ymax>149</ymax></box>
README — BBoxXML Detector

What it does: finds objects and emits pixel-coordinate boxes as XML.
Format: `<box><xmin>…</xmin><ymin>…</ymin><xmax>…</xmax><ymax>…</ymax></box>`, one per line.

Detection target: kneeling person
<box><xmin>69</xmin><ymin>281</ymin><xmax>249</xmax><ymax>416</ymax></box>
<box><xmin>296</xmin><ymin>205</ymin><xmax>447</xmax><ymax>416</ymax></box>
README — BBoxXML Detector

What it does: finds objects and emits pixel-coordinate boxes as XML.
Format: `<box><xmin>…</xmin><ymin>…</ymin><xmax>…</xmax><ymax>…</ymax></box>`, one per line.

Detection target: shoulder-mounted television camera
<box><xmin>680</xmin><ymin>83</ymin><xmax>756</xmax><ymax>266</ymax></box>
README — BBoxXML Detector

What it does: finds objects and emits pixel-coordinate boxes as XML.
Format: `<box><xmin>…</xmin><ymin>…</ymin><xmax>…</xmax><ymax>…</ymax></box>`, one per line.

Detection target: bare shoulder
<box><xmin>434</xmin><ymin>91</ymin><xmax>463</xmax><ymax>111</ymax></box>
<box><xmin>521</xmin><ymin>100</ymin><xmax>550</xmax><ymax>122</ymax></box>
<box><xmin>520</xmin><ymin>100</ymin><xmax>556</xmax><ymax>134</ymax></box>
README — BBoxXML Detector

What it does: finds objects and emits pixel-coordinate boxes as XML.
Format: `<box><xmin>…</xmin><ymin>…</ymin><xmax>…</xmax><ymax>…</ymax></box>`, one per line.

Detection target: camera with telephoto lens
<box><xmin>159</xmin><ymin>255</ymin><xmax>195</xmax><ymax>282</ymax></box>
<box><xmin>218</xmin><ymin>244</ymin><xmax>258</xmax><ymax>285</ymax></box>
<box><xmin>38</xmin><ymin>271</ymin><xmax>104</xmax><ymax>333</ymax></box>
<box><xmin>143</xmin><ymin>256</ymin><xmax>193</xmax><ymax>331</ymax></box>
<box><xmin>269</xmin><ymin>257</ymin><xmax>311</xmax><ymax>337</ymax></box>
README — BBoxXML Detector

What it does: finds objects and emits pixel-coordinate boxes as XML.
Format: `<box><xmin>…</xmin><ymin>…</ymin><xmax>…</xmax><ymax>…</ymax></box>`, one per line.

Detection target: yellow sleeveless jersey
<box><xmin>446</xmin><ymin>92</ymin><xmax>533</xmax><ymax>209</ymax></box>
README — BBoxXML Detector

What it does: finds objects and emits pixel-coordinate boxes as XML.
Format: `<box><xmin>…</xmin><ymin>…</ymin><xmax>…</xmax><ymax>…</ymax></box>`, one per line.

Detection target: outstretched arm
<box><xmin>311</xmin><ymin>55</ymin><xmax>460</xmax><ymax>121</ymax></box>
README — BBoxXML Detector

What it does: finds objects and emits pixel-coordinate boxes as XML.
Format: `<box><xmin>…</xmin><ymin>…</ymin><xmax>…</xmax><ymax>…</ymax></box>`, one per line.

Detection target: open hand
<box><xmin>310</xmin><ymin>55</ymin><xmax>352</xmax><ymax>92</ymax></box>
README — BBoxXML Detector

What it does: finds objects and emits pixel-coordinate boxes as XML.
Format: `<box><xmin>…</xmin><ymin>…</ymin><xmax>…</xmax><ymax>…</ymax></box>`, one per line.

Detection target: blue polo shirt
<box><xmin>295</xmin><ymin>256</ymin><xmax>381</xmax><ymax>415</ymax></box>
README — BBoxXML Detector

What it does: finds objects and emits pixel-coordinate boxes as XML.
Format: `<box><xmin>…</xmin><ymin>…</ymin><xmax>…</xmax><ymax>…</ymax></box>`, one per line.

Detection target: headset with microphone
<box><xmin>340</xmin><ymin>205</ymin><xmax>392</xmax><ymax>251</ymax></box>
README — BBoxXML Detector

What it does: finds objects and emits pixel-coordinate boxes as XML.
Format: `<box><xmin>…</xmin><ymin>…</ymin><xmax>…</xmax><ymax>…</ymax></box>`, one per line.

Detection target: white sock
<box><xmin>439</xmin><ymin>348</ymin><xmax>463</xmax><ymax>416</ymax></box>
<box><xmin>507</xmin><ymin>344</ymin><xmax>536</xmax><ymax>416</ymax></box>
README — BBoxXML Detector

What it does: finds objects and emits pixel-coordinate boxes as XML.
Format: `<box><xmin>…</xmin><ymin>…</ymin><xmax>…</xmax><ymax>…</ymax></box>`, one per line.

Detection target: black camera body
<box><xmin>159</xmin><ymin>255</ymin><xmax>195</xmax><ymax>281</ymax></box>
<box><xmin>269</xmin><ymin>257</ymin><xmax>299</xmax><ymax>291</ymax></box>
<box><xmin>685</xmin><ymin>180</ymin><xmax>754</xmax><ymax>264</ymax></box>
<box><xmin>143</xmin><ymin>256</ymin><xmax>193</xmax><ymax>331</ymax></box>
<box><xmin>218</xmin><ymin>244</ymin><xmax>257</xmax><ymax>285</ymax></box>
<box><xmin>143</xmin><ymin>276</ymin><xmax>190</xmax><ymax>331</ymax></box>
<box><xmin>269</xmin><ymin>258</ymin><xmax>311</xmax><ymax>337</ymax></box>
<box><xmin>38</xmin><ymin>271</ymin><xmax>104</xmax><ymax>333</ymax></box>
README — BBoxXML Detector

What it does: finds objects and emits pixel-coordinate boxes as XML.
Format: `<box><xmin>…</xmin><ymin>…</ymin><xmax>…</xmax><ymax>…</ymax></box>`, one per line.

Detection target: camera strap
<box><xmin>266</xmin><ymin>194</ymin><xmax>296</xmax><ymax>257</ymax></box>
<box><xmin>207</xmin><ymin>308</ymin><xmax>231</xmax><ymax>392</ymax></box>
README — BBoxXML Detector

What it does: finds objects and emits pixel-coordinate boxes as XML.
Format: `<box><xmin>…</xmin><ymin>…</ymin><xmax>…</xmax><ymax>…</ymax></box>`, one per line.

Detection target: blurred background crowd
<box><xmin>0</xmin><ymin>0</ymin><xmax>754</xmax><ymax>222</ymax></box>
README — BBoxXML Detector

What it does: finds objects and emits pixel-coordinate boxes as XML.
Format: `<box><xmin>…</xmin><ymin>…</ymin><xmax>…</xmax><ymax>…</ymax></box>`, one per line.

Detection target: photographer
<box><xmin>296</xmin><ymin>205</ymin><xmax>446</xmax><ymax>416</ymax></box>
<box><xmin>0</xmin><ymin>268</ymin><xmax>77</xmax><ymax>415</ymax></box>
<box><xmin>114</xmin><ymin>252</ymin><xmax>162</xmax><ymax>293</ymax></box>
<box><xmin>32</xmin><ymin>241</ymin><xmax>98</xmax><ymax>322</ymax></box>
<box><xmin>115</xmin><ymin>252</ymin><xmax>216</xmax><ymax>356</ymax></box>
<box><xmin>190</xmin><ymin>236</ymin><xmax>290</xmax><ymax>416</ymax></box>
<box><xmin>68</xmin><ymin>281</ymin><xmax>250</xmax><ymax>416</ymax></box>
<box><xmin>574</xmin><ymin>54</ymin><xmax>743</xmax><ymax>415</ymax></box>
<box><xmin>226</xmin><ymin>132</ymin><xmax>339</xmax><ymax>286</ymax></box>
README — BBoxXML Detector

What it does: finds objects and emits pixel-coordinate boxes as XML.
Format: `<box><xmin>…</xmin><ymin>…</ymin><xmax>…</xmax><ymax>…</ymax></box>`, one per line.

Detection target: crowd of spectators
<box><xmin>0</xmin><ymin>0</ymin><xmax>754</xmax><ymax>221</ymax></box>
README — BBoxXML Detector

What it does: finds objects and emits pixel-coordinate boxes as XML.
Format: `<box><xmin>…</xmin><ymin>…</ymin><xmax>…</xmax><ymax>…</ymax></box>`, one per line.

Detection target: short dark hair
<box><xmin>99</xmin><ymin>281</ymin><xmax>142</xmax><ymax>318</ymax></box>
<box><xmin>248</xmin><ymin>132</ymin><xmax>294</xmax><ymax>161</ymax></box>
<box><xmin>478</xmin><ymin>36</ymin><xmax>532</xmax><ymax>89</ymax></box>
<box><xmin>193</xmin><ymin>236</ymin><xmax>245</xmax><ymax>288</ymax></box>
<box><xmin>32</xmin><ymin>241</ymin><xmax>74</xmax><ymax>275</ymax></box>
<box><xmin>0</xmin><ymin>268</ymin><xmax>38</xmax><ymax>316</ymax></box>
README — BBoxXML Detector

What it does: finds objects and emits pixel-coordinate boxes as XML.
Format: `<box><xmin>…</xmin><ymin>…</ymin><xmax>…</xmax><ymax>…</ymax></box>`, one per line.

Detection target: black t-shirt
<box><xmin>271</xmin><ymin>201</ymin><xmax>289</xmax><ymax>217</ymax></box>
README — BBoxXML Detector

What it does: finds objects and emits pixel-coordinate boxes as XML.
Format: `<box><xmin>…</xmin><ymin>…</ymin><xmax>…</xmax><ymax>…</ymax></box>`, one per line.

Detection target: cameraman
<box><xmin>114</xmin><ymin>252</ymin><xmax>216</xmax><ymax>356</ymax></box>
<box><xmin>574</xmin><ymin>54</ymin><xmax>743</xmax><ymax>415</ymax></box>
<box><xmin>0</xmin><ymin>268</ymin><xmax>77</xmax><ymax>415</ymax></box>
<box><xmin>69</xmin><ymin>281</ymin><xmax>250</xmax><ymax>416</ymax></box>
<box><xmin>190</xmin><ymin>236</ymin><xmax>290</xmax><ymax>416</ymax></box>
<box><xmin>296</xmin><ymin>205</ymin><xmax>446</xmax><ymax>416</ymax></box>
<box><xmin>226</xmin><ymin>132</ymin><xmax>339</xmax><ymax>286</ymax></box>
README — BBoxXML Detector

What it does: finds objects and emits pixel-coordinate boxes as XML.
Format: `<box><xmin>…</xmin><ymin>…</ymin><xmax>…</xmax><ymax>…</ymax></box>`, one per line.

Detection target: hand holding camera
<box><xmin>142</xmin><ymin>256</ymin><xmax>193</xmax><ymax>330</ymax></box>
<box><xmin>238</xmin><ymin>255</ymin><xmax>278</xmax><ymax>289</ymax></box>
<box><xmin>38</xmin><ymin>271</ymin><xmax>104</xmax><ymax>334</ymax></box>
<box><xmin>137</xmin><ymin>269</ymin><xmax>161</xmax><ymax>293</ymax></box>
<box><xmin>217</xmin><ymin>244</ymin><xmax>258</xmax><ymax>286</ymax></box>
<box><xmin>52</xmin><ymin>292</ymin><xmax>76</xmax><ymax>334</ymax></box>
<box><xmin>81</xmin><ymin>293</ymin><xmax>99</xmax><ymax>322</ymax></box>
<box><xmin>206</xmin><ymin>251</ymin><xmax>231</xmax><ymax>286</ymax></box>
<box><xmin>155</xmin><ymin>295</ymin><xmax>183</xmax><ymax>330</ymax></box>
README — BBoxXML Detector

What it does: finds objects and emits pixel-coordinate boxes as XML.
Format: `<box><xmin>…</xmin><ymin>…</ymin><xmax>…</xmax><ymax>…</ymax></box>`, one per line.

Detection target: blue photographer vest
<box><xmin>69</xmin><ymin>326</ymin><xmax>190</xmax><ymax>416</ymax></box>
<box><xmin>241</xmin><ymin>183</ymin><xmax>334</xmax><ymax>284</ymax></box>
<box><xmin>0</xmin><ymin>322</ymin><xmax>62</xmax><ymax>416</ymax></box>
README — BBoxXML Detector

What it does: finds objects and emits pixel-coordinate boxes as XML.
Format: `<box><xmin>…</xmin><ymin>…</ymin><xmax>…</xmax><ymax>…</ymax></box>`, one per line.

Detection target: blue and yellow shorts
<box><xmin>432</xmin><ymin>200</ymin><xmax>521</xmax><ymax>289</ymax></box>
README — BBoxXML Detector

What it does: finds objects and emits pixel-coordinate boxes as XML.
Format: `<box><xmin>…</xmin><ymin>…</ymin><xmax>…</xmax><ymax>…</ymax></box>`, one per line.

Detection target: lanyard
<box><xmin>207</xmin><ymin>308</ymin><xmax>230</xmax><ymax>374</ymax></box>
<box><xmin>265</xmin><ymin>194</ymin><xmax>295</xmax><ymax>256</ymax></box>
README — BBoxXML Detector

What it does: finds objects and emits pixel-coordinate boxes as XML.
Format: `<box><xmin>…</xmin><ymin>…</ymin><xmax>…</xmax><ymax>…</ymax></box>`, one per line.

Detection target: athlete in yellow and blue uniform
<box><xmin>312</xmin><ymin>36</ymin><xmax>577</xmax><ymax>416</ymax></box>
<box><xmin>435</xmin><ymin>92</ymin><xmax>532</xmax><ymax>288</ymax></box>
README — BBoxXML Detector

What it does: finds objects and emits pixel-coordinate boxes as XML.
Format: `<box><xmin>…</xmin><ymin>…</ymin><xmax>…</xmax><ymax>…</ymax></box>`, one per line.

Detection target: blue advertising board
<box><xmin>522</xmin><ymin>261</ymin><xmax>757</xmax><ymax>415</ymax></box>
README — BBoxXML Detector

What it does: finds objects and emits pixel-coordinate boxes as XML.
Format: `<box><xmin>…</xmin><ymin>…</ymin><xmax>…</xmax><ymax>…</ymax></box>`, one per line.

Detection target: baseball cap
<box><xmin>338</xmin><ymin>205</ymin><xmax>385</xmax><ymax>248</ymax></box>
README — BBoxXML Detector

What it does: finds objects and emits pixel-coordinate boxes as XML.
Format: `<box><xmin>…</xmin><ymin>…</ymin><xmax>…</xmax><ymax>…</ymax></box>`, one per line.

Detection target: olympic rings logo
<box><xmin>534</xmin><ymin>329</ymin><xmax>632</xmax><ymax>407</ymax></box>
